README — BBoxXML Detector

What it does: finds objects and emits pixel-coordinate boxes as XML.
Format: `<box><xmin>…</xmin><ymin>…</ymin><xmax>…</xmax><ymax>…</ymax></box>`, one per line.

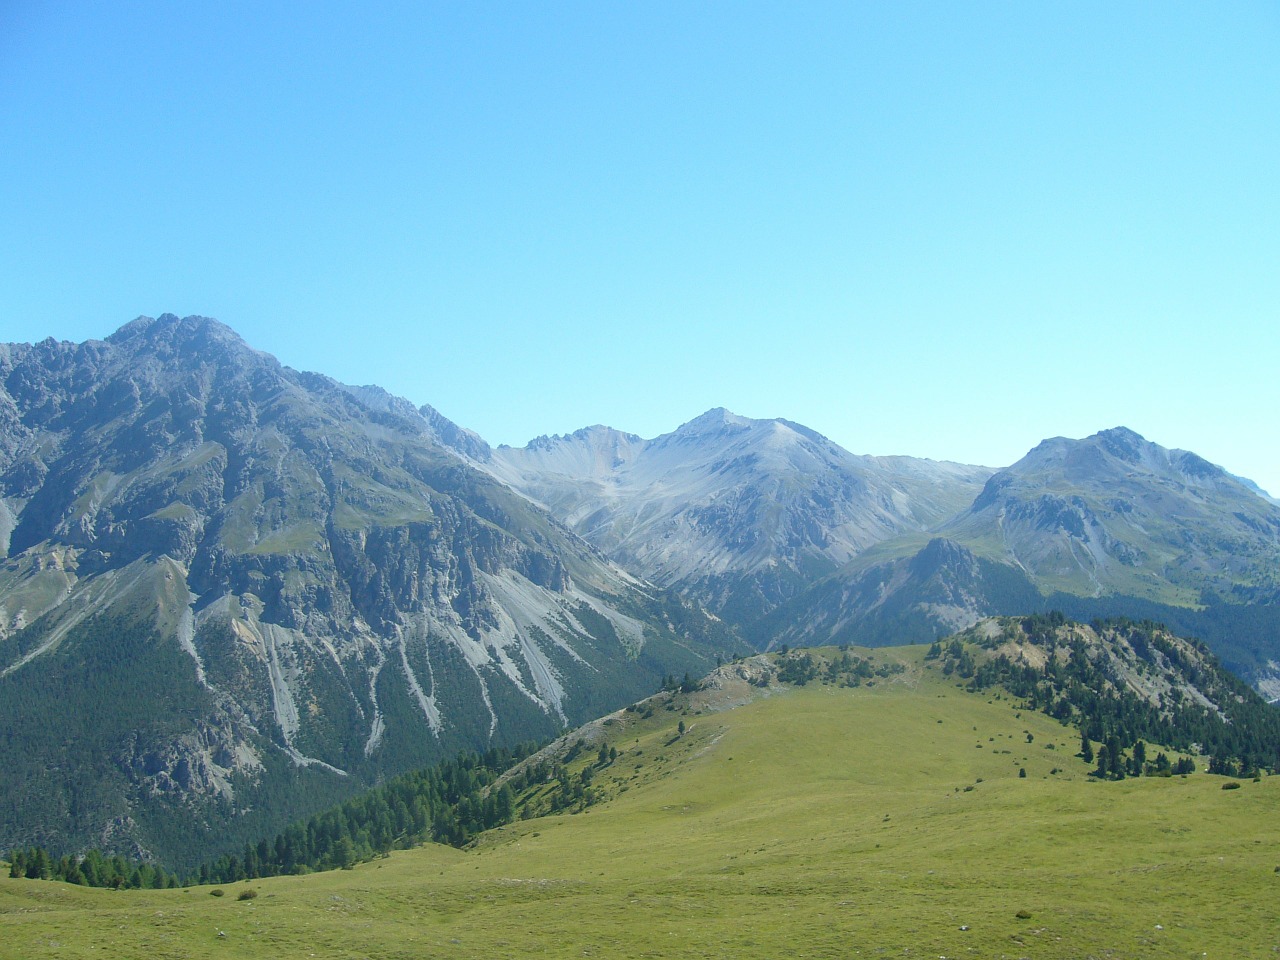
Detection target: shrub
<box><xmin>209</xmin><ymin>888</ymin><xmax>225</xmax><ymax>897</ymax></box>
<box><xmin>237</xmin><ymin>888</ymin><xmax>258</xmax><ymax>901</ymax></box>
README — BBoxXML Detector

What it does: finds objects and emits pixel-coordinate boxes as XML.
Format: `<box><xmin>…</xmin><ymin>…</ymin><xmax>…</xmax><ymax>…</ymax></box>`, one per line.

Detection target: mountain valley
<box><xmin>2</xmin><ymin>314</ymin><xmax>1279</xmax><ymax>876</ymax></box>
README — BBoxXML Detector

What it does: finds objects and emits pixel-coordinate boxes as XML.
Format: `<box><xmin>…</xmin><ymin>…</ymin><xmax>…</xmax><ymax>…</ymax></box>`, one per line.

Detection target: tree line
<box><xmin>774</xmin><ymin>647</ymin><xmax>905</xmax><ymax>687</ymax></box>
<box><xmin>8</xmin><ymin>740</ymin><xmax>541</xmax><ymax>889</ymax></box>
<box><xmin>7</xmin><ymin>846</ymin><xmax>181</xmax><ymax>888</ymax></box>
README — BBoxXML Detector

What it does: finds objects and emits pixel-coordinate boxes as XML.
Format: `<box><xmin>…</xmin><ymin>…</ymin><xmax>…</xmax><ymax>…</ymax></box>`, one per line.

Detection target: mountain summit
<box><xmin>949</xmin><ymin>426</ymin><xmax>1280</xmax><ymax>603</ymax></box>
<box><xmin>0</xmin><ymin>316</ymin><xmax>726</xmax><ymax>866</ymax></box>
<box><xmin>484</xmin><ymin>409</ymin><xmax>992</xmax><ymax>628</ymax></box>
<box><xmin>764</xmin><ymin>427</ymin><xmax>1280</xmax><ymax>688</ymax></box>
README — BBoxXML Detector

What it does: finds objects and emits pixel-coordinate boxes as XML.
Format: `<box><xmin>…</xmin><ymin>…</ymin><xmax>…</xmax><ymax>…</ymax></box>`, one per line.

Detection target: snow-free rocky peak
<box><xmin>946</xmin><ymin>425</ymin><xmax>1280</xmax><ymax>602</ymax></box>
<box><xmin>0</xmin><ymin>316</ymin><xmax>727</xmax><ymax>867</ymax></box>
<box><xmin>485</xmin><ymin>409</ymin><xmax>993</xmax><ymax>626</ymax></box>
<box><xmin>763</xmin><ymin>426</ymin><xmax>1280</xmax><ymax>676</ymax></box>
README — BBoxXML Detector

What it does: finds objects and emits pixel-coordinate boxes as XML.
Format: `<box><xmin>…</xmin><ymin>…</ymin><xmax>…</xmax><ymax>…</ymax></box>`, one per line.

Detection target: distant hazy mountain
<box><xmin>0</xmin><ymin>316</ymin><xmax>728</xmax><ymax>867</ymax></box>
<box><xmin>943</xmin><ymin>427</ymin><xmax>1280</xmax><ymax>603</ymax></box>
<box><xmin>765</xmin><ymin>428</ymin><xmax>1280</xmax><ymax>688</ymax></box>
<box><xmin>1228</xmin><ymin>473</ymin><xmax>1277</xmax><ymax>505</ymax></box>
<box><xmin>479</xmin><ymin>408</ymin><xmax>992</xmax><ymax>630</ymax></box>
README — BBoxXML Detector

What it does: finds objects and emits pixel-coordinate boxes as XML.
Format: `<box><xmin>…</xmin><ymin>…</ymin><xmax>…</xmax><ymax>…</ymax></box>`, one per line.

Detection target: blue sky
<box><xmin>2</xmin><ymin>2</ymin><xmax>1278</xmax><ymax>493</ymax></box>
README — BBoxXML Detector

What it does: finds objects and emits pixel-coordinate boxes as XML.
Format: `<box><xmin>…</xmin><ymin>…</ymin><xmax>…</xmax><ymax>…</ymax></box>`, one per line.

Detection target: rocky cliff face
<box><xmin>0</xmin><ymin>316</ymin><xmax>727</xmax><ymax>867</ymax></box>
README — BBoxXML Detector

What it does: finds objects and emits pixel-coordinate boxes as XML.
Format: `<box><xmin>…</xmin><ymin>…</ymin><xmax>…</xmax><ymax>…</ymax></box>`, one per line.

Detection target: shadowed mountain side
<box><xmin>0</xmin><ymin>315</ymin><xmax>733</xmax><ymax>867</ymax></box>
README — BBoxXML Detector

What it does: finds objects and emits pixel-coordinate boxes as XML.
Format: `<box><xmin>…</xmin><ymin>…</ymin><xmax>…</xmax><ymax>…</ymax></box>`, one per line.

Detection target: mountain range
<box><xmin>466</xmin><ymin>404</ymin><xmax>1280</xmax><ymax>690</ymax></box>
<box><xmin>762</xmin><ymin>427</ymin><xmax>1280</xmax><ymax>671</ymax></box>
<box><xmin>2</xmin><ymin>314</ymin><xmax>1278</xmax><ymax>864</ymax></box>
<box><xmin>477</xmin><ymin>409</ymin><xmax>991</xmax><ymax>627</ymax></box>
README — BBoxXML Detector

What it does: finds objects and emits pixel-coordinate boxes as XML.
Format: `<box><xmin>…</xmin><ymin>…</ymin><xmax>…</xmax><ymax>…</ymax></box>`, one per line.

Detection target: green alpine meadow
<box><xmin>4</xmin><ymin>630</ymin><xmax>1278</xmax><ymax>959</ymax></box>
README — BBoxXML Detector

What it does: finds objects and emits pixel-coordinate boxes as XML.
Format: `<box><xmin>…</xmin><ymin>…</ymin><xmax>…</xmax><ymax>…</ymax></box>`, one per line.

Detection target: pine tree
<box><xmin>1131</xmin><ymin>740</ymin><xmax>1147</xmax><ymax>776</ymax></box>
<box><xmin>26</xmin><ymin>847</ymin><xmax>51</xmax><ymax>880</ymax></box>
<box><xmin>1107</xmin><ymin>736</ymin><xmax>1125</xmax><ymax>780</ymax></box>
<box><xmin>331</xmin><ymin>836</ymin><xmax>357</xmax><ymax>870</ymax></box>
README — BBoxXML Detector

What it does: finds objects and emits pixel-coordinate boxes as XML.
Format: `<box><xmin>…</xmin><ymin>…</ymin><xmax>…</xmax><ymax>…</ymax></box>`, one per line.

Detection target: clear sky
<box><xmin>2</xmin><ymin>2</ymin><xmax>1277</xmax><ymax>494</ymax></box>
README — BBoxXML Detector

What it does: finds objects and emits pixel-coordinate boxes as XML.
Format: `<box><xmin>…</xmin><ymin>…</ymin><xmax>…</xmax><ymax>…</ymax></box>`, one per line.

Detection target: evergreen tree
<box><xmin>1095</xmin><ymin>735</ymin><xmax>1125</xmax><ymax>780</ymax></box>
<box><xmin>26</xmin><ymin>847</ymin><xmax>51</xmax><ymax>880</ymax></box>
<box><xmin>1130</xmin><ymin>740</ymin><xmax>1147</xmax><ymax>777</ymax></box>
<box><xmin>330</xmin><ymin>837</ymin><xmax>357</xmax><ymax>870</ymax></box>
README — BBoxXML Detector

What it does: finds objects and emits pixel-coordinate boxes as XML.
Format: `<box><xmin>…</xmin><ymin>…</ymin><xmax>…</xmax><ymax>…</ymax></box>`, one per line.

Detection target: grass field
<box><xmin>3</xmin><ymin>646</ymin><xmax>1277</xmax><ymax>959</ymax></box>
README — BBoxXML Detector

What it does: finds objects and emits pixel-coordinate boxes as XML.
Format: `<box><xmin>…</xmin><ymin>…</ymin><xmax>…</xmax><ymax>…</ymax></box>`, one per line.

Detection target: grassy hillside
<box><xmin>4</xmin><ymin>646</ymin><xmax>1278</xmax><ymax>959</ymax></box>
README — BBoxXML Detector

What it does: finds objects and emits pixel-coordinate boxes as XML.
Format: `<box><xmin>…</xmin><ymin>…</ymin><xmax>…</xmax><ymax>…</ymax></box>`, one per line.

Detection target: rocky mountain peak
<box><xmin>942</xmin><ymin>426</ymin><xmax>1280</xmax><ymax>607</ymax></box>
<box><xmin>1173</xmin><ymin>450</ymin><xmax>1227</xmax><ymax>483</ymax></box>
<box><xmin>673</xmin><ymin>407</ymin><xmax>755</xmax><ymax>437</ymax></box>
<box><xmin>1092</xmin><ymin>425</ymin><xmax>1147</xmax><ymax>456</ymax></box>
<box><xmin>1002</xmin><ymin>426</ymin><xmax>1241</xmax><ymax>495</ymax></box>
<box><xmin>571</xmin><ymin>424</ymin><xmax>645</xmax><ymax>446</ymax></box>
<box><xmin>908</xmin><ymin>537</ymin><xmax>978</xmax><ymax>578</ymax></box>
<box><xmin>420</xmin><ymin>403</ymin><xmax>492</xmax><ymax>461</ymax></box>
<box><xmin>340</xmin><ymin>383</ymin><xmax>424</xmax><ymax>421</ymax></box>
<box><xmin>524</xmin><ymin>423</ymin><xmax>643</xmax><ymax>454</ymax></box>
<box><xmin>106</xmin><ymin>313</ymin><xmax>249</xmax><ymax>356</ymax></box>
<box><xmin>0</xmin><ymin>316</ymin><xmax>730</xmax><ymax>867</ymax></box>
